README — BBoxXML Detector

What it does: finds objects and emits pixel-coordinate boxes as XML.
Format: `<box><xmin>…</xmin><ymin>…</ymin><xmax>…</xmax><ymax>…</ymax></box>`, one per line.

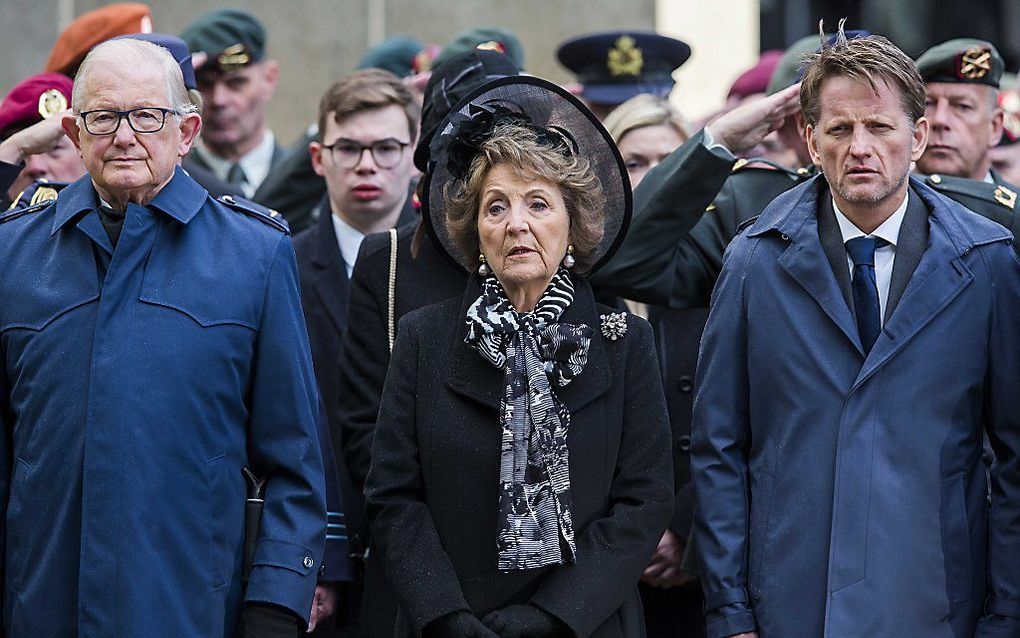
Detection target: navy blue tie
<box><xmin>846</xmin><ymin>236</ymin><xmax>887</xmax><ymax>353</ymax></box>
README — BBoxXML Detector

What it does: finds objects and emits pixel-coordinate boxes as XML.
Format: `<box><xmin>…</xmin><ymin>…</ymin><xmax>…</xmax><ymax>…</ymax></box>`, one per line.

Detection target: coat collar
<box><xmin>52</xmin><ymin>166</ymin><xmax>206</xmax><ymax>235</ymax></box>
<box><xmin>447</xmin><ymin>275</ymin><xmax>613</xmax><ymax>414</ymax></box>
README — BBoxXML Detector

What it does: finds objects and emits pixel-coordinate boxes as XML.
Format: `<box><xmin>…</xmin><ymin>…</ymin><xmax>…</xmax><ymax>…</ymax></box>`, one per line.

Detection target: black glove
<box><xmin>423</xmin><ymin>610</ymin><xmax>500</xmax><ymax>638</ymax></box>
<box><xmin>481</xmin><ymin>604</ymin><xmax>572</xmax><ymax>637</ymax></box>
<box><xmin>238</xmin><ymin>603</ymin><xmax>303</xmax><ymax>638</ymax></box>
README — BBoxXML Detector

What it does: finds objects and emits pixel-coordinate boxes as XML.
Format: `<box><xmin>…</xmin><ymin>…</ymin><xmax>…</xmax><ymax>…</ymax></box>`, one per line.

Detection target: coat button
<box><xmin>679</xmin><ymin>435</ymin><xmax>692</xmax><ymax>452</ymax></box>
<box><xmin>303</xmin><ymin>556</ymin><xmax>314</xmax><ymax>569</ymax></box>
<box><xmin>678</xmin><ymin>375</ymin><xmax>693</xmax><ymax>393</ymax></box>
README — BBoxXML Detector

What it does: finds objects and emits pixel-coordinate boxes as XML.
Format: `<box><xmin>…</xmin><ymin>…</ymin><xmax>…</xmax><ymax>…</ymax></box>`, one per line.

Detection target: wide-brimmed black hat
<box><xmin>422</xmin><ymin>75</ymin><xmax>631</xmax><ymax>274</ymax></box>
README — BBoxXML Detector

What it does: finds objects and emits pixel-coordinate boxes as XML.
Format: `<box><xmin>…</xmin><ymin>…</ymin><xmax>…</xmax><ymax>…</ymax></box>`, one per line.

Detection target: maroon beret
<box><xmin>727</xmin><ymin>50</ymin><xmax>784</xmax><ymax>100</ymax></box>
<box><xmin>0</xmin><ymin>73</ymin><xmax>73</xmax><ymax>139</ymax></box>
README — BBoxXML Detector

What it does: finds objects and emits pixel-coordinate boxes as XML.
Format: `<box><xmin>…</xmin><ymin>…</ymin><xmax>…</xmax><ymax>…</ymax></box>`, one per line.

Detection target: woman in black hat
<box><xmin>364</xmin><ymin>76</ymin><xmax>673</xmax><ymax>638</ymax></box>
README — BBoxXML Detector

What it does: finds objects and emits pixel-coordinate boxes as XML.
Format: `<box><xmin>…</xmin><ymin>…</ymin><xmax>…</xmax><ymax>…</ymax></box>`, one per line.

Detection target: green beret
<box><xmin>434</xmin><ymin>27</ymin><xmax>524</xmax><ymax>71</ymax></box>
<box><xmin>766</xmin><ymin>34</ymin><xmax>825</xmax><ymax>96</ymax></box>
<box><xmin>181</xmin><ymin>8</ymin><xmax>266</xmax><ymax>73</ymax></box>
<box><xmin>916</xmin><ymin>38</ymin><xmax>1003</xmax><ymax>88</ymax></box>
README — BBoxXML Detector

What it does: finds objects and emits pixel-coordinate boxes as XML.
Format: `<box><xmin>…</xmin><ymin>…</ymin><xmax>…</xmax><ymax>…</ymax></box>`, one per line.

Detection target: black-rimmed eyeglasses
<box><xmin>321</xmin><ymin>138</ymin><xmax>410</xmax><ymax>169</ymax></box>
<box><xmin>78</xmin><ymin>107</ymin><xmax>180</xmax><ymax>136</ymax></box>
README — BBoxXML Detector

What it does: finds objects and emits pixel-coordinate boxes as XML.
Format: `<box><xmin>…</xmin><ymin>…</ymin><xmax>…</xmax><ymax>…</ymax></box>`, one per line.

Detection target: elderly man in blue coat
<box><xmin>0</xmin><ymin>38</ymin><xmax>326</xmax><ymax>637</ymax></box>
<box><xmin>693</xmin><ymin>29</ymin><xmax>1020</xmax><ymax>638</ymax></box>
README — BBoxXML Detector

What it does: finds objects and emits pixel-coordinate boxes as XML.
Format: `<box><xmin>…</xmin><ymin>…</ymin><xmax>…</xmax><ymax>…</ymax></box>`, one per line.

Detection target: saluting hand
<box><xmin>705</xmin><ymin>83</ymin><xmax>802</xmax><ymax>155</ymax></box>
<box><xmin>0</xmin><ymin>110</ymin><xmax>71</xmax><ymax>165</ymax></box>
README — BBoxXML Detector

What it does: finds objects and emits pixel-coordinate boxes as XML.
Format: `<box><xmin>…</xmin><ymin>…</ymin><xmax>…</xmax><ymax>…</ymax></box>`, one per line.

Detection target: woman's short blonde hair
<box><xmin>602</xmin><ymin>93</ymin><xmax>688</xmax><ymax>145</ymax></box>
<box><xmin>445</xmin><ymin>121</ymin><xmax>605</xmax><ymax>273</ymax></box>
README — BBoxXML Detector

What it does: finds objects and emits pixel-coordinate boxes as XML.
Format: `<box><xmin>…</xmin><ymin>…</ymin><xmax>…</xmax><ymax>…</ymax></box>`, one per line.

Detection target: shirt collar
<box><xmin>983</xmin><ymin>171</ymin><xmax>995</xmax><ymax>184</ymax></box>
<box><xmin>832</xmin><ymin>190</ymin><xmax>908</xmax><ymax>248</ymax></box>
<box><xmin>330</xmin><ymin>213</ymin><xmax>365</xmax><ymax>275</ymax></box>
<box><xmin>52</xmin><ymin>166</ymin><xmax>206</xmax><ymax>235</ymax></box>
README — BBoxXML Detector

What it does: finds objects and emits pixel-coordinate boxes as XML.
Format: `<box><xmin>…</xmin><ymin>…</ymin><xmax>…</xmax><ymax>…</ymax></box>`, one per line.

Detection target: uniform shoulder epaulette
<box><xmin>217</xmin><ymin>194</ymin><xmax>290</xmax><ymax>234</ymax></box>
<box><xmin>735</xmin><ymin>214</ymin><xmax>760</xmax><ymax>234</ymax></box>
<box><xmin>0</xmin><ymin>200</ymin><xmax>51</xmax><ymax>224</ymax></box>
<box><xmin>732</xmin><ymin>157</ymin><xmax>814</xmax><ymax>180</ymax></box>
<box><xmin>924</xmin><ymin>174</ymin><xmax>1016</xmax><ymax>210</ymax></box>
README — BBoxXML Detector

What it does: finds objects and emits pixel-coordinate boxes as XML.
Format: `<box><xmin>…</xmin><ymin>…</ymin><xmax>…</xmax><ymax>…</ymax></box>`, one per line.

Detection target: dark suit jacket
<box><xmin>364</xmin><ymin>277</ymin><xmax>674</xmax><ymax>638</ymax></box>
<box><xmin>183</xmin><ymin>139</ymin><xmax>288</xmax><ymax>203</ymax></box>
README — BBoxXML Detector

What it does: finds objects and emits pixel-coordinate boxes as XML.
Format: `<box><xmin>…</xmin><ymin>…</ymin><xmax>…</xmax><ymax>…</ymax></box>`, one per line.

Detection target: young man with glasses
<box><xmin>292</xmin><ymin>67</ymin><xmax>420</xmax><ymax>638</ymax></box>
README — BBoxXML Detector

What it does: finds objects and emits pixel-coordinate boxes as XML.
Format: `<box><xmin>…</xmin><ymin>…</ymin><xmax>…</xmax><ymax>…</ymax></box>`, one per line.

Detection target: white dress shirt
<box><xmin>832</xmin><ymin>192</ymin><xmax>909</xmax><ymax>325</ymax></box>
<box><xmin>331</xmin><ymin>213</ymin><xmax>365</xmax><ymax>278</ymax></box>
<box><xmin>193</xmin><ymin>130</ymin><xmax>276</xmax><ymax>198</ymax></box>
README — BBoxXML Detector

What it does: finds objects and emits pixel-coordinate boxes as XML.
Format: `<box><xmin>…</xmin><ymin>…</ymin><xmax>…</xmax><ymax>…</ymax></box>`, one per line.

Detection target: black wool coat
<box><xmin>365</xmin><ymin>276</ymin><xmax>674</xmax><ymax>638</ymax></box>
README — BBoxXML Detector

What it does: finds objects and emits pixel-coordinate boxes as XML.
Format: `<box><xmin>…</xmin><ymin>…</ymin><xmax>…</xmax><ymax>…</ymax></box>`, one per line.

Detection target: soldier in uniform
<box><xmin>556</xmin><ymin>31</ymin><xmax>691</xmax><ymax>121</ymax></box>
<box><xmin>0</xmin><ymin>73</ymin><xmax>84</xmax><ymax>210</ymax></box>
<box><xmin>914</xmin><ymin>39</ymin><xmax>1019</xmax><ymax>228</ymax></box>
<box><xmin>181</xmin><ymin>8</ymin><xmax>288</xmax><ymax>200</ymax></box>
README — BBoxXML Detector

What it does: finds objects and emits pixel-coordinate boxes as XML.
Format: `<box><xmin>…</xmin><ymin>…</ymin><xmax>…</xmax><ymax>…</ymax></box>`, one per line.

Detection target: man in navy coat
<box><xmin>0</xmin><ymin>38</ymin><xmax>325</xmax><ymax>637</ymax></box>
<box><xmin>693</xmin><ymin>30</ymin><xmax>1020</xmax><ymax>638</ymax></box>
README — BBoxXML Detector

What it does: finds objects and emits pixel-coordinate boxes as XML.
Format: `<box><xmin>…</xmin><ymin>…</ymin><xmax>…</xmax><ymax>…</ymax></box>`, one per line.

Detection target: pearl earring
<box><xmin>478</xmin><ymin>253</ymin><xmax>490</xmax><ymax>276</ymax></box>
<box><xmin>562</xmin><ymin>244</ymin><xmax>575</xmax><ymax>269</ymax></box>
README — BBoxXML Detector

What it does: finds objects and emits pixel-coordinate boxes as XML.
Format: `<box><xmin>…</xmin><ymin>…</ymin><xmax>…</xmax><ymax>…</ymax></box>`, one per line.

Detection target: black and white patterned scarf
<box><xmin>464</xmin><ymin>269</ymin><xmax>593</xmax><ymax>570</ymax></box>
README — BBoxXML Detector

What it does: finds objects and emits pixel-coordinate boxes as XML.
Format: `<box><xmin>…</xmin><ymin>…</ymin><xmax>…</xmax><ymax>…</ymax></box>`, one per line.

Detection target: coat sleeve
<box><xmin>337</xmin><ymin>241</ymin><xmax>391</xmax><ymax>496</ymax></box>
<box><xmin>690</xmin><ymin>236</ymin><xmax>758</xmax><ymax>638</ymax></box>
<box><xmin>243</xmin><ymin>235</ymin><xmax>327</xmax><ymax>623</ymax></box>
<box><xmin>0</xmin><ymin>338</ymin><xmax>11</xmax><ymax>624</ymax></box>
<box><xmin>364</xmin><ymin>312</ymin><xmax>472</xmax><ymax>633</ymax></box>
<box><xmin>316</xmin><ymin>399</ymin><xmax>354</xmax><ymax>582</ymax></box>
<box><xmin>528</xmin><ymin>317</ymin><xmax>674</xmax><ymax>636</ymax></box>
<box><xmin>590</xmin><ymin>129</ymin><xmax>735</xmax><ymax>306</ymax></box>
<box><xmin>976</xmin><ymin>240</ymin><xmax>1020</xmax><ymax>637</ymax></box>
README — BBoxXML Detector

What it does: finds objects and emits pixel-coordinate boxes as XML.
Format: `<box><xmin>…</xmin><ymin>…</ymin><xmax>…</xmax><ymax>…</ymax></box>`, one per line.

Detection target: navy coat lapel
<box><xmin>817</xmin><ymin>195</ymin><xmax>854</xmax><ymax>312</ymax></box>
<box><xmin>853</xmin><ymin>189</ymin><xmax>974</xmax><ymax>390</ymax></box>
<box><xmin>884</xmin><ymin>189</ymin><xmax>928</xmax><ymax>322</ymax></box>
<box><xmin>447</xmin><ymin>276</ymin><xmax>612</xmax><ymax>415</ymax></box>
<box><xmin>308</xmin><ymin>202</ymin><xmax>349</xmax><ymax>335</ymax></box>
<box><xmin>762</xmin><ymin>181</ymin><xmax>863</xmax><ymax>355</ymax></box>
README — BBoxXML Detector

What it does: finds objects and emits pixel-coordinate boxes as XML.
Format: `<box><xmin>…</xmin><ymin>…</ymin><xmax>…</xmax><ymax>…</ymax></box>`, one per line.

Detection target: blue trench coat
<box><xmin>0</xmin><ymin>169</ymin><xmax>325</xmax><ymax>637</ymax></box>
<box><xmin>692</xmin><ymin>176</ymin><xmax>1020</xmax><ymax>638</ymax></box>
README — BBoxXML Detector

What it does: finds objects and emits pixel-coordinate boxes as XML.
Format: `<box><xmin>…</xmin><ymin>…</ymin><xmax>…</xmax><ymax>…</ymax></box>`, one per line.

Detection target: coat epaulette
<box><xmin>732</xmin><ymin>157</ymin><xmax>814</xmax><ymax>180</ymax></box>
<box><xmin>924</xmin><ymin>173</ymin><xmax>1017</xmax><ymax>210</ymax></box>
<box><xmin>735</xmin><ymin>214</ymin><xmax>761</xmax><ymax>235</ymax></box>
<box><xmin>217</xmin><ymin>194</ymin><xmax>290</xmax><ymax>234</ymax></box>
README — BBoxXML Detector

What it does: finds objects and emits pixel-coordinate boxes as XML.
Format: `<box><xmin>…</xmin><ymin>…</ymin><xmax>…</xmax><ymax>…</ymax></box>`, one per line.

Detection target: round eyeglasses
<box><xmin>321</xmin><ymin>138</ymin><xmax>410</xmax><ymax>169</ymax></box>
<box><xmin>79</xmin><ymin>107</ymin><xmax>180</xmax><ymax>136</ymax></box>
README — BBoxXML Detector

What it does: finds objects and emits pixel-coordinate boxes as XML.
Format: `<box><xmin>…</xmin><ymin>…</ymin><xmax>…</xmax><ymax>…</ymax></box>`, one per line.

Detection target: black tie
<box><xmin>227</xmin><ymin>163</ymin><xmax>248</xmax><ymax>190</ymax></box>
<box><xmin>845</xmin><ymin>236</ymin><xmax>888</xmax><ymax>353</ymax></box>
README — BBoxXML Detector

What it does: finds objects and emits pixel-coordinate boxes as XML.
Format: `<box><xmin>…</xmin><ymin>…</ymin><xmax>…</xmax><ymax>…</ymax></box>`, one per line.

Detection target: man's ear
<box><xmin>61</xmin><ymin>114</ymin><xmax>83</xmax><ymax>153</ymax></box>
<box><xmin>177</xmin><ymin>113</ymin><xmax>202</xmax><ymax>157</ymax></box>
<box><xmin>805</xmin><ymin>123</ymin><xmax>821</xmax><ymax>167</ymax></box>
<box><xmin>262</xmin><ymin>60</ymin><xmax>280</xmax><ymax>95</ymax></box>
<box><xmin>911</xmin><ymin>117</ymin><xmax>930</xmax><ymax>162</ymax></box>
<box><xmin>309</xmin><ymin>140</ymin><xmax>325</xmax><ymax>177</ymax></box>
<box><xmin>989</xmin><ymin>107</ymin><xmax>1004</xmax><ymax>148</ymax></box>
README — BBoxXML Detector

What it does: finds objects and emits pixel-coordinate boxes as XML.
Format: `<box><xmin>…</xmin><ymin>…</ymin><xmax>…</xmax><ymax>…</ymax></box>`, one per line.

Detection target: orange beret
<box><xmin>46</xmin><ymin>3</ymin><xmax>153</xmax><ymax>78</ymax></box>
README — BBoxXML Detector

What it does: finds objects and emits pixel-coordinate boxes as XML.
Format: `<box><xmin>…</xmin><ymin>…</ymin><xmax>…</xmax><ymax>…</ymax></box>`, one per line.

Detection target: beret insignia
<box><xmin>957</xmin><ymin>47</ymin><xmax>991</xmax><ymax>81</ymax></box>
<box><xmin>218</xmin><ymin>43</ymin><xmax>251</xmax><ymax>72</ymax></box>
<box><xmin>37</xmin><ymin>89</ymin><xmax>67</xmax><ymax>119</ymax></box>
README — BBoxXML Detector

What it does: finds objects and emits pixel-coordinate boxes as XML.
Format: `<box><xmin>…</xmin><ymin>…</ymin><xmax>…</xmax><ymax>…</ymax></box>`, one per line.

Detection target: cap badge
<box><xmin>218</xmin><ymin>43</ymin><xmax>251</xmax><ymax>72</ymax></box>
<box><xmin>607</xmin><ymin>35</ymin><xmax>643</xmax><ymax>77</ymax></box>
<box><xmin>37</xmin><ymin>89</ymin><xmax>67</xmax><ymax>119</ymax></box>
<box><xmin>994</xmin><ymin>185</ymin><xmax>1016</xmax><ymax>210</ymax></box>
<box><xmin>475</xmin><ymin>40</ymin><xmax>506</xmax><ymax>55</ymax></box>
<box><xmin>957</xmin><ymin>48</ymin><xmax>991</xmax><ymax>80</ymax></box>
<box><xmin>412</xmin><ymin>50</ymin><xmax>433</xmax><ymax>74</ymax></box>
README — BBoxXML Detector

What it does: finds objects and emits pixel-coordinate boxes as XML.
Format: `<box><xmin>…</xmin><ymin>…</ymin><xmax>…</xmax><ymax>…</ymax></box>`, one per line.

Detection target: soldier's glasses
<box><xmin>79</xmin><ymin>107</ymin><xmax>180</xmax><ymax>136</ymax></box>
<box><xmin>321</xmin><ymin>138</ymin><xmax>410</xmax><ymax>169</ymax></box>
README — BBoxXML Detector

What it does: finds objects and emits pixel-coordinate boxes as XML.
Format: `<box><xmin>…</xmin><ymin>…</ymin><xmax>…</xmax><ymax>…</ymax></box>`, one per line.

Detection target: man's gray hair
<box><xmin>72</xmin><ymin>38</ymin><xmax>198</xmax><ymax>116</ymax></box>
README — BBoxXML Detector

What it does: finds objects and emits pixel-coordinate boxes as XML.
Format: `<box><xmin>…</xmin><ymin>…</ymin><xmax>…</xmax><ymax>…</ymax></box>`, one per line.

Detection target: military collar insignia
<box><xmin>37</xmin><ymin>89</ymin><xmax>67</xmax><ymax>119</ymax></box>
<box><xmin>29</xmin><ymin>185</ymin><xmax>59</xmax><ymax>206</ymax></box>
<box><xmin>600</xmin><ymin>312</ymin><xmax>627</xmax><ymax>341</ymax></box>
<box><xmin>957</xmin><ymin>47</ymin><xmax>991</xmax><ymax>80</ymax></box>
<box><xmin>218</xmin><ymin>43</ymin><xmax>251</xmax><ymax>72</ymax></box>
<box><xmin>994</xmin><ymin>184</ymin><xmax>1017</xmax><ymax>209</ymax></box>
<box><xmin>607</xmin><ymin>35</ymin><xmax>643</xmax><ymax>77</ymax></box>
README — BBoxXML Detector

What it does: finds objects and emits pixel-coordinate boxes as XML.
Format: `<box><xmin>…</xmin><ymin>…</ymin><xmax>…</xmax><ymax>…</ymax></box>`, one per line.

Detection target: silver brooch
<box><xmin>600</xmin><ymin>312</ymin><xmax>627</xmax><ymax>341</ymax></box>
